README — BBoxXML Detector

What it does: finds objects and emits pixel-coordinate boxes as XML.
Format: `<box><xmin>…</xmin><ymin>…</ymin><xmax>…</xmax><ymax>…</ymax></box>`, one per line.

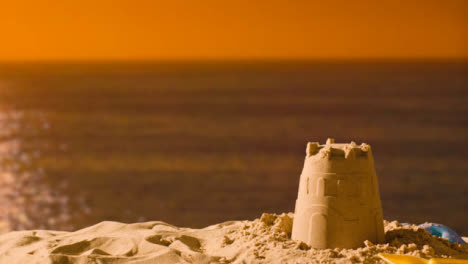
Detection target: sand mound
<box><xmin>0</xmin><ymin>213</ymin><xmax>467</xmax><ymax>264</ymax></box>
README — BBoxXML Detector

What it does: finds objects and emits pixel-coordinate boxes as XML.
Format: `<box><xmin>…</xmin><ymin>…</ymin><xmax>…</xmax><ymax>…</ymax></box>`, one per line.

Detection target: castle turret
<box><xmin>291</xmin><ymin>139</ymin><xmax>385</xmax><ymax>248</ymax></box>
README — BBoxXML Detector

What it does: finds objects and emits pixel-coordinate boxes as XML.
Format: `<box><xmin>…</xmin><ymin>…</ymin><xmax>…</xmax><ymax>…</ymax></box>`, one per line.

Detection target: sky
<box><xmin>0</xmin><ymin>0</ymin><xmax>466</xmax><ymax>61</ymax></box>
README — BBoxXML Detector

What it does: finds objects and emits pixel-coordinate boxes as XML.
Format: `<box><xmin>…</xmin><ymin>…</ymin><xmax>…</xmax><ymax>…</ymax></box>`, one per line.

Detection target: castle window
<box><xmin>324</xmin><ymin>179</ymin><xmax>337</xmax><ymax>197</ymax></box>
<box><xmin>316</xmin><ymin>177</ymin><xmax>325</xmax><ymax>196</ymax></box>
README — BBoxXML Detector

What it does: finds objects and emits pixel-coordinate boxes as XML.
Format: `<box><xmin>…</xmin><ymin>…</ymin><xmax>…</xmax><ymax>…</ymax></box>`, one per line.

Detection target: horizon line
<box><xmin>0</xmin><ymin>57</ymin><xmax>467</xmax><ymax>64</ymax></box>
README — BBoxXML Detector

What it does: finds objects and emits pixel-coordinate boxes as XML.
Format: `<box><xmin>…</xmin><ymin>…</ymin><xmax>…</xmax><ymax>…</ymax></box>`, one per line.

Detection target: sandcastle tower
<box><xmin>291</xmin><ymin>139</ymin><xmax>385</xmax><ymax>249</ymax></box>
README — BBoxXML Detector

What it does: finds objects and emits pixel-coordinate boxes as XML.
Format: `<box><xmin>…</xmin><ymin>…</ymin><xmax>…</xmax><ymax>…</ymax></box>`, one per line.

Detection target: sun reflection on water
<box><xmin>0</xmin><ymin>109</ymin><xmax>73</xmax><ymax>233</ymax></box>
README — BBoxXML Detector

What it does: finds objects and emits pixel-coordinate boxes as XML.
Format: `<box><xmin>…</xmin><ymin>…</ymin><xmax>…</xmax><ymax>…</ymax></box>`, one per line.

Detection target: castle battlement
<box><xmin>306</xmin><ymin>138</ymin><xmax>371</xmax><ymax>159</ymax></box>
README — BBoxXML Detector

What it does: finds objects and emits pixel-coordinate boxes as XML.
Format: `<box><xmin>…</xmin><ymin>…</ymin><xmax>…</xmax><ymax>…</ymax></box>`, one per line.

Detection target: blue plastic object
<box><xmin>418</xmin><ymin>223</ymin><xmax>467</xmax><ymax>245</ymax></box>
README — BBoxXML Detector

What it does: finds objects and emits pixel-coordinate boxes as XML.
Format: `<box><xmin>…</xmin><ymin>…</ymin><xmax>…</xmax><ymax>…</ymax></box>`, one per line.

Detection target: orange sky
<box><xmin>0</xmin><ymin>0</ymin><xmax>466</xmax><ymax>61</ymax></box>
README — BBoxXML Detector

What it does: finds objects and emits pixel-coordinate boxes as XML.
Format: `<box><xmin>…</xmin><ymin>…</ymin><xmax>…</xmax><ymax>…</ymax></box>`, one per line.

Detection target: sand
<box><xmin>0</xmin><ymin>213</ymin><xmax>467</xmax><ymax>264</ymax></box>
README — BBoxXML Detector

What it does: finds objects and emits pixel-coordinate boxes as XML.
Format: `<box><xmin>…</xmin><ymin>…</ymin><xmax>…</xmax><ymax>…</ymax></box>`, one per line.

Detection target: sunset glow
<box><xmin>0</xmin><ymin>0</ymin><xmax>466</xmax><ymax>61</ymax></box>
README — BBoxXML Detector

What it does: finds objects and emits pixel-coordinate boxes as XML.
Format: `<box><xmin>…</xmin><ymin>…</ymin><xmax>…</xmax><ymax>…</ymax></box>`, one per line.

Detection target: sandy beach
<box><xmin>1</xmin><ymin>213</ymin><xmax>467</xmax><ymax>264</ymax></box>
<box><xmin>1</xmin><ymin>1</ymin><xmax>466</xmax><ymax>263</ymax></box>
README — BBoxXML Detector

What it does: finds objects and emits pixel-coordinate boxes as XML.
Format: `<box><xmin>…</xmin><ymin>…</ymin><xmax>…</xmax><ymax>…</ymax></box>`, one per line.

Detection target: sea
<box><xmin>0</xmin><ymin>60</ymin><xmax>467</xmax><ymax>234</ymax></box>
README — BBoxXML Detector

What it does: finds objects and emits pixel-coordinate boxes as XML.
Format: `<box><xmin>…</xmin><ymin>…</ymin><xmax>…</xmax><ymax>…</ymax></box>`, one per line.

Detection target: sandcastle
<box><xmin>291</xmin><ymin>138</ymin><xmax>385</xmax><ymax>249</ymax></box>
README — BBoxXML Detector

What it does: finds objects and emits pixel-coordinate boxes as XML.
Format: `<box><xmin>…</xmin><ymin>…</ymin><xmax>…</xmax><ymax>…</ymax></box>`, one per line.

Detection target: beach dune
<box><xmin>1</xmin><ymin>213</ymin><xmax>467</xmax><ymax>264</ymax></box>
